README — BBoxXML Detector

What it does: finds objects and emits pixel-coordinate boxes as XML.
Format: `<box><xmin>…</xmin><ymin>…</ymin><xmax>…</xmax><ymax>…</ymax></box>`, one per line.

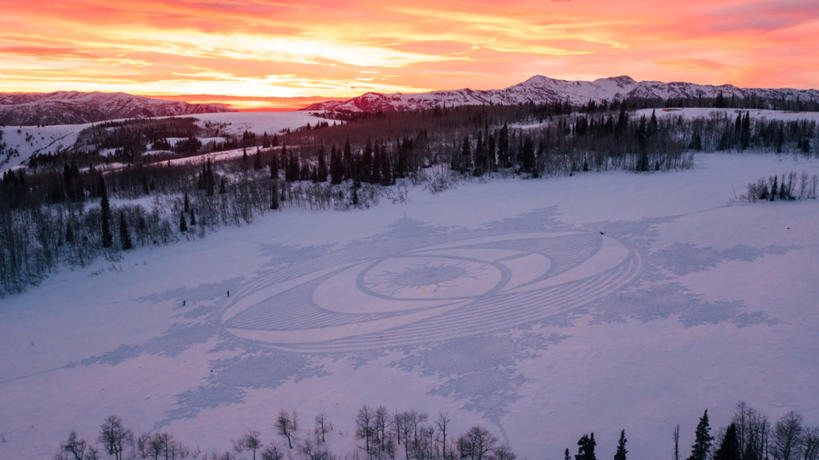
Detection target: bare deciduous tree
<box><xmin>276</xmin><ymin>410</ymin><xmax>298</xmax><ymax>449</ymax></box>
<box><xmin>437</xmin><ymin>412</ymin><xmax>451</xmax><ymax>460</ymax></box>
<box><xmin>314</xmin><ymin>413</ymin><xmax>332</xmax><ymax>444</ymax></box>
<box><xmin>260</xmin><ymin>444</ymin><xmax>284</xmax><ymax>460</ymax></box>
<box><xmin>773</xmin><ymin>411</ymin><xmax>803</xmax><ymax>460</ymax></box>
<box><xmin>494</xmin><ymin>445</ymin><xmax>516</xmax><ymax>460</ymax></box>
<box><xmin>356</xmin><ymin>405</ymin><xmax>375</xmax><ymax>458</ymax></box>
<box><xmin>137</xmin><ymin>432</ymin><xmax>187</xmax><ymax>460</ymax></box>
<box><xmin>458</xmin><ymin>426</ymin><xmax>496</xmax><ymax>460</ymax></box>
<box><xmin>99</xmin><ymin>416</ymin><xmax>132</xmax><ymax>460</ymax></box>
<box><xmin>58</xmin><ymin>431</ymin><xmax>98</xmax><ymax>460</ymax></box>
<box><xmin>233</xmin><ymin>430</ymin><xmax>263</xmax><ymax>460</ymax></box>
<box><xmin>802</xmin><ymin>426</ymin><xmax>819</xmax><ymax>460</ymax></box>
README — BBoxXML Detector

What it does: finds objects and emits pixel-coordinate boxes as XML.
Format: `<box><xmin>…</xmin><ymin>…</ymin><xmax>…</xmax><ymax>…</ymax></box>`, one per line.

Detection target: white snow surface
<box><xmin>1</xmin><ymin>153</ymin><xmax>818</xmax><ymax>459</ymax></box>
<box><xmin>191</xmin><ymin>111</ymin><xmax>332</xmax><ymax>137</ymax></box>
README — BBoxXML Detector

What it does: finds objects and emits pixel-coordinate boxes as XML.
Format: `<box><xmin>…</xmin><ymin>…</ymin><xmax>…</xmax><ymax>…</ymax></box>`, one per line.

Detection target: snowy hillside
<box><xmin>0</xmin><ymin>91</ymin><xmax>233</xmax><ymax>126</ymax></box>
<box><xmin>306</xmin><ymin>75</ymin><xmax>819</xmax><ymax>114</ymax></box>
<box><xmin>0</xmin><ymin>111</ymin><xmax>331</xmax><ymax>172</ymax></box>
<box><xmin>1</xmin><ymin>153</ymin><xmax>817</xmax><ymax>459</ymax></box>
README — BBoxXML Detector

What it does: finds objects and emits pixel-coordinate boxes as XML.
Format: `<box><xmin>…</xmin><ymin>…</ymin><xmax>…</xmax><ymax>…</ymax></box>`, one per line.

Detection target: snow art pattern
<box><xmin>223</xmin><ymin>232</ymin><xmax>641</xmax><ymax>352</ymax></box>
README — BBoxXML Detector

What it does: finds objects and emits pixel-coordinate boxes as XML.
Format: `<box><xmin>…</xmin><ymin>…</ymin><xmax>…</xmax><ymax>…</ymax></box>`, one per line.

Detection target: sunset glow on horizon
<box><xmin>2</xmin><ymin>0</ymin><xmax>818</xmax><ymax>109</ymax></box>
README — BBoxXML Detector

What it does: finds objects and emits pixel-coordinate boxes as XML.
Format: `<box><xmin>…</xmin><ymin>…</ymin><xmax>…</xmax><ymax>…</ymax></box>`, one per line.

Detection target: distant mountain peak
<box><xmin>306</xmin><ymin>75</ymin><xmax>819</xmax><ymax>114</ymax></box>
<box><xmin>0</xmin><ymin>91</ymin><xmax>234</xmax><ymax>126</ymax></box>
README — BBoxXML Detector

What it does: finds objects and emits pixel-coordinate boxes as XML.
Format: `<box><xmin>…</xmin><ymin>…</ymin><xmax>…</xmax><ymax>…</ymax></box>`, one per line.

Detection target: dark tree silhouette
<box><xmin>688</xmin><ymin>410</ymin><xmax>713</xmax><ymax>460</ymax></box>
<box><xmin>576</xmin><ymin>433</ymin><xmax>596</xmax><ymax>460</ymax></box>
<box><xmin>100</xmin><ymin>179</ymin><xmax>113</xmax><ymax>248</ymax></box>
<box><xmin>119</xmin><ymin>212</ymin><xmax>132</xmax><ymax>250</ymax></box>
<box><xmin>714</xmin><ymin>423</ymin><xmax>741</xmax><ymax>460</ymax></box>
<box><xmin>614</xmin><ymin>429</ymin><xmax>627</xmax><ymax>460</ymax></box>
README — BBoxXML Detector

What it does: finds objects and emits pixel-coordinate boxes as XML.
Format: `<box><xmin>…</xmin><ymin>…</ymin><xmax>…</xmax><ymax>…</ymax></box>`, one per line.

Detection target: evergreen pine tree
<box><xmin>688</xmin><ymin>410</ymin><xmax>713</xmax><ymax>460</ymax></box>
<box><xmin>741</xmin><ymin>112</ymin><xmax>751</xmax><ymax>150</ymax></box>
<box><xmin>219</xmin><ymin>179</ymin><xmax>226</xmax><ymax>194</ymax></box>
<box><xmin>119</xmin><ymin>212</ymin><xmax>132</xmax><ymax>250</ymax></box>
<box><xmin>65</xmin><ymin>223</ymin><xmax>74</xmax><ymax>244</ymax></box>
<box><xmin>715</xmin><ymin>92</ymin><xmax>725</xmax><ymax>108</ymax></box>
<box><xmin>179</xmin><ymin>212</ymin><xmax>187</xmax><ymax>233</ymax></box>
<box><xmin>498</xmin><ymin>123</ymin><xmax>510</xmax><ymax>167</ymax></box>
<box><xmin>317</xmin><ymin>148</ymin><xmax>328</xmax><ymax>182</ymax></box>
<box><xmin>100</xmin><ymin>179</ymin><xmax>113</xmax><ymax>248</ymax></box>
<box><xmin>330</xmin><ymin>145</ymin><xmax>343</xmax><ymax>185</ymax></box>
<box><xmin>520</xmin><ymin>136</ymin><xmax>535</xmax><ymax>173</ymax></box>
<box><xmin>614</xmin><ymin>430</ymin><xmax>627</xmax><ymax>460</ymax></box>
<box><xmin>649</xmin><ymin>109</ymin><xmax>658</xmax><ymax>136</ymax></box>
<box><xmin>770</xmin><ymin>176</ymin><xmax>778</xmax><ymax>201</ymax></box>
<box><xmin>183</xmin><ymin>192</ymin><xmax>190</xmax><ymax>213</ymax></box>
<box><xmin>460</xmin><ymin>136</ymin><xmax>471</xmax><ymax>174</ymax></box>
<box><xmin>564</xmin><ymin>448</ymin><xmax>571</xmax><ymax>460</ymax></box>
<box><xmin>254</xmin><ymin>147</ymin><xmax>263</xmax><ymax>170</ymax></box>
<box><xmin>271</xmin><ymin>180</ymin><xmax>279</xmax><ymax>210</ymax></box>
<box><xmin>576</xmin><ymin>433</ymin><xmax>596</xmax><ymax>460</ymax></box>
<box><xmin>205</xmin><ymin>160</ymin><xmax>215</xmax><ymax>196</ymax></box>
<box><xmin>343</xmin><ymin>137</ymin><xmax>353</xmax><ymax>180</ymax></box>
<box><xmin>714</xmin><ymin>423</ymin><xmax>741</xmax><ymax>460</ymax></box>
<box><xmin>189</xmin><ymin>209</ymin><xmax>196</xmax><ymax>226</ymax></box>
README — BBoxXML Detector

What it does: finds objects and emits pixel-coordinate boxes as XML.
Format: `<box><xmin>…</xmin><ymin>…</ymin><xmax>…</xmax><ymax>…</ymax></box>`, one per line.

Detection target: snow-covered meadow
<box><xmin>1</xmin><ymin>153</ymin><xmax>818</xmax><ymax>459</ymax></box>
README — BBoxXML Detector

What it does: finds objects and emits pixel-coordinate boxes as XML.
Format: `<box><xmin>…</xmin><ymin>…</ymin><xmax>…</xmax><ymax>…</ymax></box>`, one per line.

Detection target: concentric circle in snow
<box><xmin>222</xmin><ymin>232</ymin><xmax>640</xmax><ymax>352</ymax></box>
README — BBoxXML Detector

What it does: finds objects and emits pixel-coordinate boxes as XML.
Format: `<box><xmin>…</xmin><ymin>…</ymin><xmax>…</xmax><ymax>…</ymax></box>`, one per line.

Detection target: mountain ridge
<box><xmin>0</xmin><ymin>91</ymin><xmax>234</xmax><ymax>126</ymax></box>
<box><xmin>305</xmin><ymin>75</ymin><xmax>819</xmax><ymax>114</ymax></box>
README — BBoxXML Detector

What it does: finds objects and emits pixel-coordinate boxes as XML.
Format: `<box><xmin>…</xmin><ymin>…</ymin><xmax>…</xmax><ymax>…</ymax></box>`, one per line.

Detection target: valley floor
<box><xmin>1</xmin><ymin>153</ymin><xmax>818</xmax><ymax>459</ymax></box>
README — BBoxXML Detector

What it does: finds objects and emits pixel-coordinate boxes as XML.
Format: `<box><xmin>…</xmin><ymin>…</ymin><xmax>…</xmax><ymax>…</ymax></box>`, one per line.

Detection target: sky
<box><xmin>1</xmin><ymin>0</ymin><xmax>818</xmax><ymax>109</ymax></box>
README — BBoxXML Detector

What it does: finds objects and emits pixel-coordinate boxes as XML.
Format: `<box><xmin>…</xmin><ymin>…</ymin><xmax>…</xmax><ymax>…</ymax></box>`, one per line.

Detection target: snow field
<box><xmin>0</xmin><ymin>153</ymin><xmax>817</xmax><ymax>459</ymax></box>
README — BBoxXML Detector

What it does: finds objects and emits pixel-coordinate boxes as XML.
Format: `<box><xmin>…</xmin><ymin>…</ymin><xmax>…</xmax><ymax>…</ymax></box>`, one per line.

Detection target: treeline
<box><xmin>52</xmin><ymin>407</ymin><xmax>515</xmax><ymax>460</ymax></box>
<box><xmin>72</xmin><ymin>118</ymin><xmax>203</xmax><ymax>158</ymax></box>
<box><xmin>0</xmin><ymin>153</ymin><xmax>404</xmax><ymax>295</ymax></box>
<box><xmin>50</xmin><ymin>401</ymin><xmax>818</xmax><ymax>460</ymax></box>
<box><xmin>744</xmin><ymin>171</ymin><xmax>818</xmax><ymax>202</ymax></box>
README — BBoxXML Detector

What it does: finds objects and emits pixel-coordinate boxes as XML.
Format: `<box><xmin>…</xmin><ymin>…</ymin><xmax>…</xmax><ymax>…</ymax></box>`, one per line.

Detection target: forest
<box><xmin>53</xmin><ymin>401</ymin><xmax>818</xmax><ymax>460</ymax></box>
<box><xmin>1</xmin><ymin>98</ymin><xmax>818</xmax><ymax>296</ymax></box>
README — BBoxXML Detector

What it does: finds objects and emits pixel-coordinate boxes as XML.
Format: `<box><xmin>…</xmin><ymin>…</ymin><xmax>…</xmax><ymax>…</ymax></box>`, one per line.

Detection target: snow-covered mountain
<box><xmin>0</xmin><ymin>91</ymin><xmax>234</xmax><ymax>126</ymax></box>
<box><xmin>305</xmin><ymin>75</ymin><xmax>819</xmax><ymax>114</ymax></box>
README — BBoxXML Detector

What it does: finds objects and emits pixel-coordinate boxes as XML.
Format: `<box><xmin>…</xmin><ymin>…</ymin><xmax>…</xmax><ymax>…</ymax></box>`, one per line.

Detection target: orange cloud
<box><xmin>0</xmin><ymin>0</ymin><xmax>816</xmax><ymax>107</ymax></box>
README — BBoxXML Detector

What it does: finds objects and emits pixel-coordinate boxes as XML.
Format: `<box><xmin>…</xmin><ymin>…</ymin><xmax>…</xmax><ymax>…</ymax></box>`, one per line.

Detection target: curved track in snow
<box><xmin>223</xmin><ymin>232</ymin><xmax>641</xmax><ymax>352</ymax></box>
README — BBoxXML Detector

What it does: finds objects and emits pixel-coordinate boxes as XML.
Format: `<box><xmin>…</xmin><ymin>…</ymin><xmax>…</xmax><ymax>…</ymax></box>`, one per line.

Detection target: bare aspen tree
<box><xmin>233</xmin><ymin>430</ymin><xmax>262</xmax><ymax>460</ymax></box>
<box><xmin>375</xmin><ymin>406</ymin><xmax>388</xmax><ymax>455</ymax></box>
<box><xmin>99</xmin><ymin>416</ymin><xmax>132</xmax><ymax>460</ymax></box>
<box><xmin>356</xmin><ymin>405</ymin><xmax>375</xmax><ymax>458</ymax></box>
<box><xmin>802</xmin><ymin>426</ymin><xmax>819</xmax><ymax>460</ymax></box>
<box><xmin>314</xmin><ymin>413</ymin><xmax>332</xmax><ymax>444</ymax></box>
<box><xmin>260</xmin><ymin>444</ymin><xmax>284</xmax><ymax>460</ymax></box>
<box><xmin>459</xmin><ymin>426</ymin><xmax>496</xmax><ymax>460</ymax></box>
<box><xmin>494</xmin><ymin>445</ymin><xmax>516</xmax><ymax>460</ymax></box>
<box><xmin>59</xmin><ymin>431</ymin><xmax>98</xmax><ymax>460</ymax></box>
<box><xmin>773</xmin><ymin>411</ymin><xmax>803</xmax><ymax>460</ymax></box>
<box><xmin>276</xmin><ymin>410</ymin><xmax>297</xmax><ymax>449</ymax></box>
<box><xmin>437</xmin><ymin>412</ymin><xmax>451</xmax><ymax>460</ymax></box>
